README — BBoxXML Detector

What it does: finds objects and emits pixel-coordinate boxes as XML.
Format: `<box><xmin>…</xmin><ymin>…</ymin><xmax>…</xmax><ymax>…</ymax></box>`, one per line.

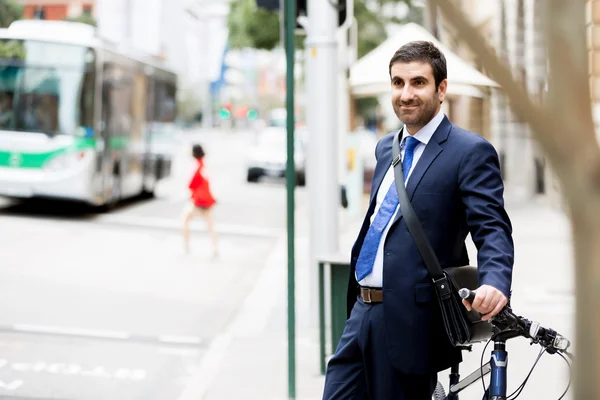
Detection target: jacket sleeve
<box><xmin>458</xmin><ymin>140</ymin><xmax>514</xmax><ymax>299</ymax></box>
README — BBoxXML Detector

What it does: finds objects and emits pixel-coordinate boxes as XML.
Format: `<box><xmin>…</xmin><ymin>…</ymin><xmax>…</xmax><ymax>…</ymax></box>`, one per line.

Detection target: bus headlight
<box><xmin>43</xmin><ymin>151</ymin><xmax>89</xmax><ymax>171</ymax></box>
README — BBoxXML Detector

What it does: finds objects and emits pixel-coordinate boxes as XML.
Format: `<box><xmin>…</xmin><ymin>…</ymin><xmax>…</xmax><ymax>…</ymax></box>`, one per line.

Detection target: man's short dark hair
<box><xmin>192</xmin><ymin>144</ymin><xmax>205</xmax><ymax>159</ymax></box>
<box><xmin>388</xmin><ymin>41</ymin><xmax>447</xmax><ymax>88</ymax></box>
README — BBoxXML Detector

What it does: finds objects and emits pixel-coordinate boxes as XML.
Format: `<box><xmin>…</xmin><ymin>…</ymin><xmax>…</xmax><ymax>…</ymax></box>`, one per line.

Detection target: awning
<box><xmin>349</xmin><ymin>23</ymin><xmax>498</xmax><ymax>98</ymax></box>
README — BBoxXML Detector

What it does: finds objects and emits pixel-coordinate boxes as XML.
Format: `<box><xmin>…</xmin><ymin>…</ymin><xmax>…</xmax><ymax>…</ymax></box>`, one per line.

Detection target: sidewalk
<box><xmin>179</xmin><ymin>194</ymin><xmax>574</xmax><ymax>400</ymax></box>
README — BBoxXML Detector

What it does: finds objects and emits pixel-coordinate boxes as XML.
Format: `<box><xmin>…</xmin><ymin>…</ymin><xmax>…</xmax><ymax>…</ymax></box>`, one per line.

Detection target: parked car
<box><xmin>246</xmin><ymin>126</ymin><xmax>307</xmax><ymax>186</ymax></box>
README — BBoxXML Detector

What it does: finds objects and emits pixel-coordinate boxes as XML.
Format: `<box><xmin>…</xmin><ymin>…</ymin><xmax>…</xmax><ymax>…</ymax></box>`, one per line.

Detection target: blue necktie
<box><xmin>355</xmin><ymin>136</ymin><xmax>421</xmax><ymax>282</ymax></box>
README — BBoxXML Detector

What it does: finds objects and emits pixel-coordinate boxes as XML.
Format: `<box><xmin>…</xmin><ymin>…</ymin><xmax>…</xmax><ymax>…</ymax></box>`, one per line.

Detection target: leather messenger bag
<box><xmin>391</xmin><ymin>131</ymin><xmax>492</xmax><ymax>346</ymax></box>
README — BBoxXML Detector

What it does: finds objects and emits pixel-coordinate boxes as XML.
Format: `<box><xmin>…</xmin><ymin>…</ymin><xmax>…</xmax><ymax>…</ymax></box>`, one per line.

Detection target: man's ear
<box><xmin>438</xmin><ymin>79</ymin><xmax>448</xmax><ymax>104</ymax></box>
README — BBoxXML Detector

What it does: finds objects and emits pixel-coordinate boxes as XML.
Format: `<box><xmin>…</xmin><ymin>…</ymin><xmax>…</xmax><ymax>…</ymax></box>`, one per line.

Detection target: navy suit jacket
<box><xmin>346</xmin><ymin>116</ymin><xmax>514</xmax><ymax>374</ymax></box>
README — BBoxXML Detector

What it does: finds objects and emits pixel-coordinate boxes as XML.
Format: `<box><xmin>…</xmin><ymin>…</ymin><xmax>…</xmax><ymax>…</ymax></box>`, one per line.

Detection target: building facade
<box><xmin>17</xmin><ymin>0</ymin><xmax>94</xmax><ymax>21</ymax></box>
<box><xmin>487</xmin><ymin>0</ymin><xmax>599</xmax><ymax>206</ymax></box>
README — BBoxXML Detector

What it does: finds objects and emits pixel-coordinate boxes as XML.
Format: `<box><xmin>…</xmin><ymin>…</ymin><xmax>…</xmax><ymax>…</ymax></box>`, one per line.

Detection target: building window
<box><xmin>33</xmin><ymin>6</ymin><xmax>45</xmax><ymax>19</ymax></box>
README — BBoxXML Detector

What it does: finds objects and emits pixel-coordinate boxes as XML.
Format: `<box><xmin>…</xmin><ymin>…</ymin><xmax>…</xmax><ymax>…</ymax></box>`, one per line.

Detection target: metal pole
<box><xmin>306</xmin><ymin>0</ymin><xmax>339</xmax><ymax>337</ymax></box>
<box><xmin>284</xmin><ymin>0</ymin><xmax>296</xmax><ymax>398</ymax></box>
<box><xmin>201</xmin><ymin>18</ymin><xmax>213</xmax><ymax>129</ymax></box>
<box><xmin>337</xmin><ymin>27</ymin><xmax>349</xmax><ymax>198</ymax></box>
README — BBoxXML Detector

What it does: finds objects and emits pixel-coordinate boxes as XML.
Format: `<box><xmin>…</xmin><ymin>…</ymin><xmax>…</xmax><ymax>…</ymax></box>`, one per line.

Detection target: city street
<box><xmin>0</xmin><ymin>128</ymin><xmax>308</xmax><ymax>399</ymax></box>
<box><xmin>0</xmin><ymin>128</ymin><xmax>576</xmax><ymax>400</ymax></box>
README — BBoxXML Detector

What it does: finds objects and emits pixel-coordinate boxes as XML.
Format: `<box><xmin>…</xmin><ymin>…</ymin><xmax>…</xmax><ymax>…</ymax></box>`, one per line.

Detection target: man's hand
<box><xmin>462</xmin><ymin>285</ymin><xmax>508</xmax><ymax>321</ymax></box>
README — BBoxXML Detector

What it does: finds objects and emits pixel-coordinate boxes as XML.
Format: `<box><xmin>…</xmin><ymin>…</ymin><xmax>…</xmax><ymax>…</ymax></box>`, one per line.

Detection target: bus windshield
<box><xmin>0</xmin><ymin>39</ymin><xmax>95</xmax><ymax>136</ymax></box>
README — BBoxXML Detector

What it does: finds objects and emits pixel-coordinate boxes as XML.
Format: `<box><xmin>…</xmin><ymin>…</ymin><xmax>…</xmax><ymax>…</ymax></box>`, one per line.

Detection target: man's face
<box><xmin>390</xmin><ymin>61</ymin><xmax>447</xmax><ymax>133</ymax></box>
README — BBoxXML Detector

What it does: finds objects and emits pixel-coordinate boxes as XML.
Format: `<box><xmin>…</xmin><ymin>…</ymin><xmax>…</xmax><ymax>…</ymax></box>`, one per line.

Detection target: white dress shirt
<box><xmin>358</xmin><ymin>110</ymin><xmax>445</xmax><ymax>288</ymax></box>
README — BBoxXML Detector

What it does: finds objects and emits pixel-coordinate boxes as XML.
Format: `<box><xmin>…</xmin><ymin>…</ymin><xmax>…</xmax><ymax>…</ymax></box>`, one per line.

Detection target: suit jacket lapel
<box><xmin>391</xmin><ymin>116</ymin><xmax>452</xmax><ymax>225</ymax></box>
<box><xmin>405</xmin><ymin>140</ymin><xmax>442</xmax><ymax>200</ymax></box>
<box><xmin>369</xmin><ymin>136</ymin><xmax>394</xmax><ymax>204</ymax></box>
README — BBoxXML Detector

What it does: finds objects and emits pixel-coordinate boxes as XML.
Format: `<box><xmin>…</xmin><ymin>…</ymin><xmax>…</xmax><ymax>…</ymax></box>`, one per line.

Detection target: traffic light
<box><xmin>246</xmin><ymin>109</ymin><xmax>258</xmax><ymax>120</ymax></box>
<box><xmin>256</xmin><ymin>0</ymin><xmax>348</xmax><ymax>28</ymax></box>
<box><xmin>219</xmin><ymin>103</ymin><xmax>233</xmax><ymax>120</ymax></box>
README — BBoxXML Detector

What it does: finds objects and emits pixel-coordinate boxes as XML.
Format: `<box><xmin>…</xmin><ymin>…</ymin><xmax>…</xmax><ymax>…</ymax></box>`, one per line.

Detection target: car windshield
<box><xmin>0</xmin><ymin>39</ymin><xmax>95</xmax><ymax>136</ymax></box>
<box><xmin>258</xmin><ymin>129</ymin><xmax>304</xmax><ymax>152</ymax></box>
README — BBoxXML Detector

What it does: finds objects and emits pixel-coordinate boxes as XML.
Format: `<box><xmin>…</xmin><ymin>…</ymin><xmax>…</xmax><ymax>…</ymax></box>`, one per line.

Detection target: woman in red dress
<box><xmin>181</xmin><ymin>144</ymin><xmax>218</xmax><ymax>257</ymax></box>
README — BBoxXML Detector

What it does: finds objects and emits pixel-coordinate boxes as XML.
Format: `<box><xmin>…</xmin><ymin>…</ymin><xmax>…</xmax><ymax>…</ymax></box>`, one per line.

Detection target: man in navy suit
<box><xmin>322</xmin><ymin>41</ymin><xmax>514</xmax><ymax>399</ymax></box>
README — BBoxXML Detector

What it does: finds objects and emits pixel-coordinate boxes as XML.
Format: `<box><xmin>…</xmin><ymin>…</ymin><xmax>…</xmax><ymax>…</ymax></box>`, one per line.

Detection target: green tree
<box><xmin>64</xmin><ymin>13</ymin><xmax>97</xmax><ymax>27</ymax></box>
<box><xmin>228</xmin><ymin>0</ymin><xmax>281</xmax><ymax>50</ymax></box>
<box><xmin>227</xmin><ymin>0</ymin><xmax>421</xmax><ymax>55</ymax></box>
<box><xmin>0</xmin><ymin>0</ymin><xmax>24</xmax><ymax>28</ymax></box>
<box><xmin>354</xmin><ymin>0</ymin><xmax>422</xmax><ymax>58</ymax></box>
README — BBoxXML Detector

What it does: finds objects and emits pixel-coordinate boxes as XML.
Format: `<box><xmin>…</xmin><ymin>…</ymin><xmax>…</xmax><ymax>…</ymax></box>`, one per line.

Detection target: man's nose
<box><xmin>400</xmin><ymin>86</ymin><xmax>415</xmax><ymax>103</ymax></box>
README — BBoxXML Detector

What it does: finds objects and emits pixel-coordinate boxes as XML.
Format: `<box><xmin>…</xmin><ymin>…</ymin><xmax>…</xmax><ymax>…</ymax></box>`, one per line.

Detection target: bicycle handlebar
<box><xmin>459</xmin><ymin>288</ymin><xmax>571</xmax><ymax>355</ymax></box>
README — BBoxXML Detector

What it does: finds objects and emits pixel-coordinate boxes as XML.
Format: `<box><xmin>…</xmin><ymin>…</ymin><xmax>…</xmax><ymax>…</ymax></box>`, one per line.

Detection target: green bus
<box><xmin>0</xmin><ymin>20</ymin><xmax>178</xmax><ymax>207</ymax></box>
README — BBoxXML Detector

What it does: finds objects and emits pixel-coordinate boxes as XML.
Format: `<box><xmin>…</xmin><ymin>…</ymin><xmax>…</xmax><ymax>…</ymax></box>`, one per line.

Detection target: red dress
<box><xmin>188</xmin><ymin>159</ymin><xmax>216</xmax><ymax>208</ymax></box>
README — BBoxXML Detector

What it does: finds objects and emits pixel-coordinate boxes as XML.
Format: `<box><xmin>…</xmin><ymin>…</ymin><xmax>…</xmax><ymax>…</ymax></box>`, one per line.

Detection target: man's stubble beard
<box><xmin>395</xmin><ymin>93</ymin><xmax>440</xmax><ymax>132</ymax></box>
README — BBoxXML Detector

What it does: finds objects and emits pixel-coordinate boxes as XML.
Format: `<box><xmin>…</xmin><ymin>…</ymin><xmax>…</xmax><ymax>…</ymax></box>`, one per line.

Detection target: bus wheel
<box><xmin>98</xmin><ymin>174</ymin><xmax>121</xmax><ymax>212</ymax></box>
<box><xmin>141</xmin><ymin>174</ymin><xmax>156</xmax><ymax>199</ymax></box>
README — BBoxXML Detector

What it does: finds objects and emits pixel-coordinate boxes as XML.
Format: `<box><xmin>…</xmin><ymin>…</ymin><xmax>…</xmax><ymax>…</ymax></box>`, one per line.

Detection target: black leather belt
<box><xmin>360</xmin><ymin>287</ymin><xmax>383</xmax><ymax>303</ymax></box>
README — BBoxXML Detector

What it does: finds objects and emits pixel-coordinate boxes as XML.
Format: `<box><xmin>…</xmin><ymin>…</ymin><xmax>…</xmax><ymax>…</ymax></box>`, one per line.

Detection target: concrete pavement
<box><xmin>179</xmin><ymin>194</ymin><xmax>575</xmax><ymax>400</ymax></box>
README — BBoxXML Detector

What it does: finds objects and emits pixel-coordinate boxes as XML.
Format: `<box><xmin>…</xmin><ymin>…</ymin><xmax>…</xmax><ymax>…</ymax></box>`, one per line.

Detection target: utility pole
<box><xmin>201</xmin><ymin>18</ymin><xmax>213</xmax><ymax>129</ymax></box>
<box><xmin>306</xmin><ymin>0</ymin><xmax>340</xmax><ymax>312</ymax></box>
<box><xmin>283</xmin><ymin>3</ymin><xmax>296</xmax><ymax>400</ymax></box>
<box><xmin>337</xmin><ymin>26</ymin><xmax>349</xmax><ymax>202</ymax></box>
<box><xmin>336</xmin><ymin>9</ymin><xmax>356</xmax><ymax>211</ymax></box>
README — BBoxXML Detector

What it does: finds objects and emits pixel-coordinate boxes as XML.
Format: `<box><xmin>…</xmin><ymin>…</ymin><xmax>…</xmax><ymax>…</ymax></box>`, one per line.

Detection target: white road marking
<box><xmin>158</xmin><ymin>335</ymin><xmax>203</xmax><ymax>345</ymax></box>
<box><xmin>0</xmin><ymin>379</ymin><xmax>24</xmax><ymax>390</ymax></box>
<box><xmin>96</xmin><ymin>214</ymin><xmax>282</xmax><ymax>238</ymax></box>
<box><xmin>13</xmin><ymin>324</ymin><xmax>130</xmax><ymax>340</ymax></box>
<box><xmin>8</xmin><ymin>324</ymin><xmax>204</xmax><ymax>349</ymax></box>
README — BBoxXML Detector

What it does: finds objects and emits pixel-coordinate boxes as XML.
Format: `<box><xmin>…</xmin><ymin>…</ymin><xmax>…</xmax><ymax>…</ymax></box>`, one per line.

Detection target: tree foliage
<box><xmin>228</xmin><ymin>0</ymin><xmax>281</xmax><ymax>50</ymax></box>
<box><xmin>0</xmin><ymin>0</ymin><xmax>23</xmax><ymax>29</ymax></box>
<box><xmin>354</xmin><ymin>0</ymin><xmax>422</xmax><ymax>58</ymax></box>
<box><xmin>227</xmin><ymin>0</ymin><xmax>422</xmax><ymax>56</ymax></box>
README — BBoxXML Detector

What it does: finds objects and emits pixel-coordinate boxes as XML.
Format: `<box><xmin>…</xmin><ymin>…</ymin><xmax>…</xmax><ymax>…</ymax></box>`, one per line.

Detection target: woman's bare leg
<box><xmin>200</xmin><ymin>207</ymin><xmax>218</xmax><ymax>258</ymax></box>
<box><xmin>181</xmin><ymin>203</ymin><xmax>196</xmax><ymax>253</ymax></box>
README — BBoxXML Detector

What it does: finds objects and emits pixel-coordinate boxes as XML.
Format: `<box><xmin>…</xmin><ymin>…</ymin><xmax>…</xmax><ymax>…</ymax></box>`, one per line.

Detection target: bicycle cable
<box><xmin>477</xmin><ymin>334</ymin><xmax>572</xmax><ymax>399</ymax></box>
<box><xmin>479</xmin><ymin>338</ymin><xmax>493</xmax><ymax>396</ymax></box>
<box><xmin>478</xmin><ymin>329</ymin><xmax>521</xmax><ymax>398</ymax></box>
<box><xmin>479</xmin><ymin>329</ymin><xmax>545</xmax><ymax>396</ymax></box>
<box><xmin>507</xmin><ymin>348</ymin><xmax>546</xmax><ymax>399</ymax></box>
<box><xmin>556</xmin><ymin>352</ymin><xmax>572</xmax><ymax>400</ymax></box>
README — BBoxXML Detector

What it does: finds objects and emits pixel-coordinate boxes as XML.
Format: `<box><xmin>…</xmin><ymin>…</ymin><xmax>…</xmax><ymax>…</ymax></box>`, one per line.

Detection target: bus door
<box><xmin>99</xmin><ymin>66</ymin><xmax>131</xmax><ymax>204</ymax></box>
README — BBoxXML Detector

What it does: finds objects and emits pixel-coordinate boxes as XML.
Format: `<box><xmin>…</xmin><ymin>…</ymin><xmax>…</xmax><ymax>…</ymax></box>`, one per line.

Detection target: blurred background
<box><xmin>0</xmin><ymin>0</ymin><xmax>582</xmax><ymax>399</ymax></box>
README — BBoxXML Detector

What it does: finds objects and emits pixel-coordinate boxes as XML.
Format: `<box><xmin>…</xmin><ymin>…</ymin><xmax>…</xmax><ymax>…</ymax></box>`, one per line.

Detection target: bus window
<box><xmin>0</xmin><ymin>91</ymin><xmax>14</xmax><ymax>129</ymax></box>
<box><xmin>103</xmin><ymin>64</ymin><xmax>133</xmax><ymax>138</ymax></box>
<box><xmin>0</xmin><ymin>39</ymin><xmax>95</xmax><ymax>136</ymax></box>
<box><xmin>153</xmin><ymin>80</ymin><xmax>176</xmax><ymax>123</ymax></box>
<box><xmin>79</xmin><ymin>69</ymin><xmax>94</xmax><ymax>136</ymax></box>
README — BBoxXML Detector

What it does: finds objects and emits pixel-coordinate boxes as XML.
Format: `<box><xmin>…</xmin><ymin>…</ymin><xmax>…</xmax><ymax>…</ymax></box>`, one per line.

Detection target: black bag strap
<box><xmin>392</xmin><ymin>130</ymin><xmax>452</xmax><ymax>297</ymax></box>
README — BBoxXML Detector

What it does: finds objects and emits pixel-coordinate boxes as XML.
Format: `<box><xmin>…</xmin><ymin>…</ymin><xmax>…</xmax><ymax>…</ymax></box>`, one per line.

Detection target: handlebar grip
<box><xmin>458</xmin><ymin>288</ymin><xmax>476</xmax><ymax>303</ymax></box>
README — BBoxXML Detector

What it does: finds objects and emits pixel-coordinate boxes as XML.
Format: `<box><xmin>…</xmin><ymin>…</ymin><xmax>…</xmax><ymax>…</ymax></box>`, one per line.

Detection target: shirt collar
<box><xmin>402</xmin><ymin>109</ymin><xmax>445</xmax><ymax>146</ymax></box>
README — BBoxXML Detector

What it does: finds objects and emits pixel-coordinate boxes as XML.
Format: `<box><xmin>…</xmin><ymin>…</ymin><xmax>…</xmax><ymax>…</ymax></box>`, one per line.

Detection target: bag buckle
<box><xmin>433</xmin><ymin>276</ymin><xmax>452</xmax><ymax>299</ymax></box>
